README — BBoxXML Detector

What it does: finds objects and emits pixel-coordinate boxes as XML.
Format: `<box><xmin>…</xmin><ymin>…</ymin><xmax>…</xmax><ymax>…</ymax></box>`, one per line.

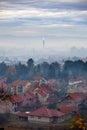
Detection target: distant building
<box><xmin>68</xmin><ymin>78</ymin><xmax>83</xmax><ymax>86</ymax></box>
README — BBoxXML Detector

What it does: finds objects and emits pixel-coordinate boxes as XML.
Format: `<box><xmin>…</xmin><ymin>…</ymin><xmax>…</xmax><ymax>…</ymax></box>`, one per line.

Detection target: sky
<box><xmin>0</xmin><ymin>0</ymin><xmax>87</xmax><ymax>57</ymax></box>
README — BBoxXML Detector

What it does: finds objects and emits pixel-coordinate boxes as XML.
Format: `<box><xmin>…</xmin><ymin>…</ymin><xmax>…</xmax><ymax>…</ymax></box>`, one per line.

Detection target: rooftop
<box><xmin>28</xmin><ymin>106</ymin><xmax>64</xmax><ymax>117</ymax></box>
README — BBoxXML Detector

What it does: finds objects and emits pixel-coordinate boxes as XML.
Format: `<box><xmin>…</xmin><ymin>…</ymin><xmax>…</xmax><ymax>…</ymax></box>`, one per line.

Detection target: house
<box><xmin>39</xmin><ymin>84</ymin><xmax>58</xmax><ymax>93</ymax></box>
<box><xmin>27</xmin><ymin>81</ymin><xmax>39</xmax><ymax>92</ymax></box>
<box><xmin>21</xmin><ymin>91</ymin><xmax>37</xmax><ymax>107</ymax></box>
<box><xmin>9</xmin><ymin>80</ymin><xmax>29</xmax><ymax>95</ymax></box>
<box><xmin>34</xmin><ymin>87</ymin><xmax>49</xmax><ymax>105</ymax></box>
<box><xmin>34</xmin><ymin>83</ymin><xmax>58</xmax><ymax>105</ymax></box>
<box><xmin>0</xmin><ymin>94</ymin><xmax>22</xmax><ymax>113</ymax></box>
<box><xmin>18</xmin><ymin>106</ymin><xmax>65</xmax><ymax>123</ymax></box>
<box><xmin>47</xmin><ymin>93</ymin><xmax>59</xmax><ymax>105</ymax></box>
<box><xmin>8</xmin><ymin>95</ymin><xmax>23</xmax><ymax>112</ymax></box>
<box><xmin>68</xmin><ymin>77</ymin><xmax>83</xmax><ymax>86</ymax></box>
<box><xmin>57</xmin><ymin>105</ymin><xmax>79</xmax><ymax>120</ymax></box>
<box><xmin>67</xmin><ymin>85</ymin><xmax>87</xmax><ymax>93</ymax></box>
<box><xmin>0</xmin><ymin>78</ymin><xmax>7</xmax><ymax>86</ymax></box>
<box><xmin>28</xmin><ymin>106</ymin><xmax>65</xmax><ymax>123</ymax></box>
<box><xmin>34</xmin><ymin>75</ymin><xmax>42</xmax><ymax>82</ymax></box>
<box><xmin>48</xmin><ymin>79</ymin><xmax>58</xmax><ymax>87</ymax></box>
<box><xmin>62</xmin><ymin>93</ymin><xmax>84</xmax><ymax>105</ymax></box>
<box><xmin>18</xmin><ymin>112</ymin><xmax>29</xmax><ymax>121</ymax></box>
<box><xmin>0</xmin><ymin>100</ymin><xmax>13</xmax><ymax>113</ymax></box>
<box><xmin>39</xmin><ymin>78</ymin><xmax>48</xmax><ymax>86</ymax></box>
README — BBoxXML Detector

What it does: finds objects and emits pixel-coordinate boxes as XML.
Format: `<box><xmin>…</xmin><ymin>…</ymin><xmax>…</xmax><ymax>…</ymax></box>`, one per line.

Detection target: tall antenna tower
<box><xmin>42</xmin><ymin>37</ymin><xmax>45</xmax><ymax>49</ymax></box>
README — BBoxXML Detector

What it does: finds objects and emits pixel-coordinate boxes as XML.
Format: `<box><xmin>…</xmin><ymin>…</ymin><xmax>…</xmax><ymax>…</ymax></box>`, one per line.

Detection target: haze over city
<box><xmin>0</xmin><ymin>0</ymin><xmax>87</xmax><ymax>57</ymax></box>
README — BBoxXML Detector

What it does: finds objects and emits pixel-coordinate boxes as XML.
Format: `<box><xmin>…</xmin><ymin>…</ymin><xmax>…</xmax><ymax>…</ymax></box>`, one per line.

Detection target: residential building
<box><xmin>8</xmin><ymin>95</ymin><xmax>23</xmax><ymax>112</ymax></box>
<box><xmin>21</xmin><ymin>91</ymin><xmax>37</xmax><ymax>107</ymax></box>
<box><xmin>9</xmin><ymin>80</ymin><xmax>29</xmax><ymax>95</ymax></box>
<box><xmin>57</xmin><ymin>105</ymin><xmax>79</xmax><ymax>120</ymax></box>
<box><xmin>18</xmin><ymin>106</ymin><xmax>65</xmax><ymax>123</ymax></box>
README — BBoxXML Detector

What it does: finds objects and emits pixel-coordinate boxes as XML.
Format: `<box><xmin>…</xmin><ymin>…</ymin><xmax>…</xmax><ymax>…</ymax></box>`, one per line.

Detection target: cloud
<box><xmin>0</xmin><ymin>0</ymin><xmax>87</xmax><ymax>54</ymax></box>
<box><xmin>0</xmin><ymin>7</ymin><xmax>87</xmax><ymax>27</ymax></box>
<box><xmin>0</xmin><ymin>0</ymin><xmax>87</xmax><ymax>28</ymax></box>
<box><xmin>0</xmin><ymin>0</ymin><xmax>87</xmax><ymax>24</ymax></box>
<box><xmin>0</xmin><ymin>0</ymin><xmax>87</xmax><ymax>11</ymax></box>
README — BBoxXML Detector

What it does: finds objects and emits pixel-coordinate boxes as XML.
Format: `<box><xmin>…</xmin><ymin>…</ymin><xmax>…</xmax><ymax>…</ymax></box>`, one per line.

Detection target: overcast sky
<box><xmin>0</xmin><ymin>0</ymin><xmax>87</xmax><ymax>56</ymax></box>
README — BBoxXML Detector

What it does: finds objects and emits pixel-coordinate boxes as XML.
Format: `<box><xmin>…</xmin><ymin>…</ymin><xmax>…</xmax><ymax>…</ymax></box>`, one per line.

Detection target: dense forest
<box><xmin>0</xmin><ymin>58</ymin><xmax>87</xmax><ymax>83</ymax></box>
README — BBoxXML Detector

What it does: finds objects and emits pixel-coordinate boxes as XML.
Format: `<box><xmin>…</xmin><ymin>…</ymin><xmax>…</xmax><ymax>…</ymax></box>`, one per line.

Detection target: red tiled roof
<box><xmin>34</xmin><ymin>76</ymin><xmax>42</xmax><ymax>81</ymax></box>
<box><xmin>48</xmin><ymin>79</ymin><xmax>58</xmax><ymax>86</ymax></box>
<box><xmin>8</xmin><ymin>95</ymin><xmax>22</xmax><ymax>103</ymax></box>
<box><xmin>39</xmin><ymin>84</ymin><xmax>57</xmax><ymax>93</ymax></box>
<box><xmin>18</xmin><ymin>112</ymin><xmax>29</xmax><ymax>117</ymax></box>
<box><xmin>26</xmin><ymin>91</ymin><xmax>36</xmax><ymax>98</ymax></box>
<box><xmin>47</xmin><ymin>86</ymin><xmax>57</xmax><ymax>92</ymax></box>
<box><xmin>36</xmin><ymin>88</ymin><xmax>48</xmax><ymax>97</ymax></box>
<box><xmin>47</xmin><ymin>97</ymin><xmax>58</xmax><ymax>103</ymax></box>
<box><xmin>51</xmin><ymin>109</ymin><xmax>64</xmax><ymax>117</ymax></box>
<box><xmin>58</xmin><ymin>105</ymin><xmax>78</xmax><ymax>114</ymax></box>
<box><xmin>0</xmin><ymin>78</ymin><xmax>7</xmax><ymax>86</ymax></box>
<box><xmin>69</xmin><ymin>93</ymin><xmax>84</xmax><ymax>102</ymax></box>
<box><xmin>83</xmin><ymin>93</ymin><xmax>87</xmax><ymax>99</ymax></box>
<box><xmin>29</xmin><ymin>82</ymin><xmax>39</xmax><ymax>88</ymax></box>
<box><xmin>28</xmin><ymin>107</ymin><xmax>64</xmax><ymax>117</ymax></box>
<box><xmin>2</xmin><ymin>83</ymin><xmax>8</xmax><ymax>88</ymax></box>
<box><xmin>11</xmin><ymin>80</ymin><xmax>28</xmax><ymax>87</ymax></box>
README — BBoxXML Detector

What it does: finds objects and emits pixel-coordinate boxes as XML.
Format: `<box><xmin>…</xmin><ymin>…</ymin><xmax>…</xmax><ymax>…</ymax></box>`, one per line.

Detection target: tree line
<box><xmin>0</xmin><ymin>58</ymin><xmax>87</xmax><ymax>83</ymax></box>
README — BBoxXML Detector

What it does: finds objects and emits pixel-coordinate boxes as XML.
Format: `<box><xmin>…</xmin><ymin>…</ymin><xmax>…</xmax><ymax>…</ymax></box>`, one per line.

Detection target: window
<box><xmin>29</xmin><ymin>98</ymin><xmax>32</xmax><ymax>101</ymax></box>
<box><xmin>18</xmin><ymin>86</ymin><xmax>23</xmax><ymax>94</ymax></box>
<box><xmin>30</xmin><ymin>116</ymin><xmax>34</xmax><ymax>118</ymax></box>
<box><xmin>38</xmin><ymin>116</ymin><xmax>41</xmax><ymax>119</ymax></box>
<box><xmin>36</xmin><ymin>93</ymin><xmax>38</xmax><ymax>96</ymax></box>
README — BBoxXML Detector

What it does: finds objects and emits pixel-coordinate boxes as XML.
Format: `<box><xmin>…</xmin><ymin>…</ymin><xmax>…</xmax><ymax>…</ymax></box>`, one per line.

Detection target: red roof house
<box><xmin>9</xmin><ymin>80</ymin><xmax>29</xmax><ymax>95</ymax></box>
<box><xmin>18</xmin><ymin>106</ymin><xmax>65</xmax><ymax>123</ymax></box>
<box><xmin>21</xmin><ymin>91</ymin><xmax>37</xmax><ymax>107</ymax></box>
<box><xmin>8</xmin><ymin>95</ymin><xmax>23</xmax><ymax>112</ymax></box>
<box><xmin>58</xmin><ymin>105</ymin><xmax>79</xmax><ymax>114</ymax></box>
<box><xmin>28</xmin><ymin>106</ymin><xmax>65</xmax><ymax>123</ymax></box>
<box><xmin>63</xmin><ymin>93</ymin><xmax>84</xmax><ymax>105</ymax></box>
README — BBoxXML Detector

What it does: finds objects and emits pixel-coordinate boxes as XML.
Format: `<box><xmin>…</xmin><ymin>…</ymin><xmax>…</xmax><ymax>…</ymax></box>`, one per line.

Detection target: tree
<box><xmin>0</xmin><ymin>62</ymin><xmax>7</xmax><ymax>76</ymax></box>
<box><xmin>40</xmin><ymin>62</ymin><xmax>49</xmax><ymax>78</ymax></box>
<box><xmin>34</xmin><ymin>64</ymin><xmax>41</xmax><ymax>76</ymax></box>
<box><xmin>79</xmin><ymin>100</ymin><xmax>87</xmax><ymax>121</ymax></box>
<box><xmin>15</xmin><ymin>62</ymin><xmax>28</xmax><ymax>80</ymax></box>
<box><xmin>27</xmin><ymin>58</ymin><xmax>34</xmax><ymax>69</ymax></box>
<box><xmin>70</xmin><ymin>114</ymin><xmax>86</xmax><ymax>130</ymax></box>
<box><xmin>48</xmin><ymin>62</ymin><xmax>60</xmax><ymax>79</ymax></box>
<box><xmin>63</xmin><ymin>60</ymin><xmax>86</xmax><ymax>79</ymax></box>
<box><xmin>27</xmin><ymin>58</ymin><xmax>34</xmax><ymax>80</ymax></box>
